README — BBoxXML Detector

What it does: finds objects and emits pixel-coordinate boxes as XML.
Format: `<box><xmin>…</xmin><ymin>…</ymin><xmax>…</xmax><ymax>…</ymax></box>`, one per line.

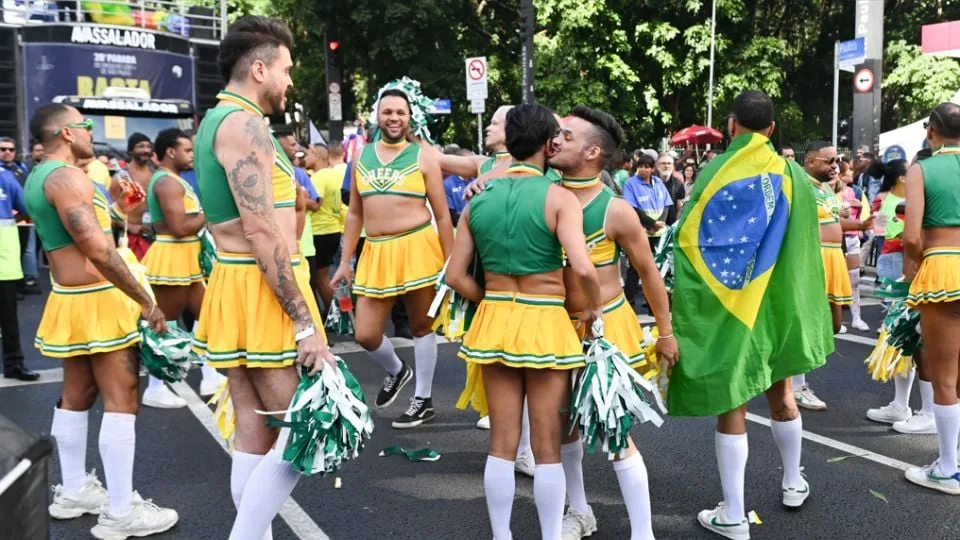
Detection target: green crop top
<box><xmin>468</xmin><ymin>164</ymin><xmax>563</xmax><ymax>275</ymax></box>
<box><xmin>24</xmin><ymin>159</ymin><xmax>112</xmax><ymax>252</ymax></box>
<box><xmin>147</xmin><ymin>169</ymin><xmax>201</xmax><ymax>225</ymax></box>
<box><xmin>919</xmin><ymin>145</ymin><xmax>960</xmax><ymax>228</ymax></box>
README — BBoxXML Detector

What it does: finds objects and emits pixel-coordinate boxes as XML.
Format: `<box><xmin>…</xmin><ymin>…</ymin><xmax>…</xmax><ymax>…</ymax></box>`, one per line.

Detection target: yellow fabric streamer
<box><xmin>864</xmin><ymin>329</ymin><xmax>913</xmax><ymax>382</ymax></box>
<box><xmin>455</xmin><ymin>363</ymin><xmax>488</xmax><ymax>417</ymax></box>
<box><xmin>207</xmin><ymin>379</ymin><xmax>236</xmax><ymax>448</ymax></box>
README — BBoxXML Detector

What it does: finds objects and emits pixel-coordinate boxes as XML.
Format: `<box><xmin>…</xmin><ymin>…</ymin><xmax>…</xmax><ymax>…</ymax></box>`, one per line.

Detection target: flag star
<box><xmin>712</xmin><ymin>263</ymin><xmax>717</xmax><ymax>268</ymax></box>
<box><xmin>747</xmin><ymin>216</ymin><xmax>757</xmax><ymax>224</ymax></box>
<box><xmin>721</xmin><ymin>270</ymin><xmax>729</xmax><ymax>277</ymax></box>
<box><xmin>727</xmin><ymin>196</ymin><xmax>734</xmax><ymax>201</ymax></box>
<box><xmin>719</xmin><ymin>215</ymin><xmax>727</xmax><ymax>222</ymax></box>
<box><xmin>728</xmin><ymin>237</ymin><xmax>734</xmax><ymax>242</ymax></box>
<box><xmin>748</xmin><ymin>183</ymin><xmax>756</xmax><ymax>190</ymax></box>
<box><xmin>708</xmin><ymin>218</ymin><xmax>714</xmax><ymax>224</ymax></box>
<box><xmin>732</xmin><ymin>204</ymin><xmax>737</xmax><ymax>209</ymax></box>
<box><xmin>707</xmin><ymin>237</ymin><xmax>714</xmax><ymax>243</ymax></box>
<box><xmin>729</xmin><ymin>248</ymin><xmax>735</xmax><ymax>252</ymax></box>
<box><xmin>723</xmin><ymin>257</ymin><xmax>732</xmax><ymax>264</ymax></box>
<box><xmin>740</xmin><ymin>235</ymin><xmax>749</xmax><ymax>242</ymax></box>
<box><xmin>739</xmin><ymin>249</ymin><xmax>745</xmax><ymax>254</ymax></box>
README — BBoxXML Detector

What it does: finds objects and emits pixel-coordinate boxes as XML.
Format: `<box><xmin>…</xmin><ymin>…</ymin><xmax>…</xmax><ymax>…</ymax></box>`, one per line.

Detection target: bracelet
<box><xmin>657</xmin><ymin>333</ymin><xmax>675</xmax><ymax>341</ymax></box>
<box><xmin>295</xmin><ymin>325</ymin><xmax>316</xmax><ymax>343</ymax></box>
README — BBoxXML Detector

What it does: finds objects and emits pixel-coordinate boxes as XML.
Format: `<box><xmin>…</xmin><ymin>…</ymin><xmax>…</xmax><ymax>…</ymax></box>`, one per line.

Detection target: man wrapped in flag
<box><xmin>668</xmin><ymin>91</ymin><xmax>834</xmax><ymax>540</ymax></box>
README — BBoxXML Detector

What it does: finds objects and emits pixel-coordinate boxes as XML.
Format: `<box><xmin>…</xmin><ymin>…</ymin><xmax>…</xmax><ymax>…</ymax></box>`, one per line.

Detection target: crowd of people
<box><xmin>2</xmin><ymin>13</ymin><xmax>960</xmax><ymax>540</ymax></box>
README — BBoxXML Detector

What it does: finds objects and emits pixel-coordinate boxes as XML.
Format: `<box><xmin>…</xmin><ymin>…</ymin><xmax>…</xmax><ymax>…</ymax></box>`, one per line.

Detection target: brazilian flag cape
<box><xmin>667</xmin><ymin>133</ymin><xmax>834</xmax><ymax>417</ymax></box>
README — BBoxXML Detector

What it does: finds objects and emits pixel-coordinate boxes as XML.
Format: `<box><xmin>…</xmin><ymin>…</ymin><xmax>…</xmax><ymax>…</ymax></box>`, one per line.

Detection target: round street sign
<box><xmin>468</xmin><ymin>59</ymin><xmax>486</xmax><ymax>81</ymax></box>
<box><xmin>329</xmin><ymin>82</ymin><xmax>341</xmax><ymax>94</ymax></box>
<box><xmin>854</xmin><ymin>67</ymin><xmax>874</xmax><ymax>93</ymax></box>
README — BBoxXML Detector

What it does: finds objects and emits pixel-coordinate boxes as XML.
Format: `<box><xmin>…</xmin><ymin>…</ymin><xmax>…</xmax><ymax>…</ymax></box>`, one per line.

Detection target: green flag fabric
<box><xmin>667</xmin><ymin>133</ymin><xmax>834</xmax><ymax>417</ymax></box>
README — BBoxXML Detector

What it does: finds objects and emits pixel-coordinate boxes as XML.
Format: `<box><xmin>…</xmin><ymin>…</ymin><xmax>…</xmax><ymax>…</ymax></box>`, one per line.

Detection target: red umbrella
<box><xmin>670</xmin><ymin>125</ymin><xmax>723</xmax><ymax>147</ymax></box>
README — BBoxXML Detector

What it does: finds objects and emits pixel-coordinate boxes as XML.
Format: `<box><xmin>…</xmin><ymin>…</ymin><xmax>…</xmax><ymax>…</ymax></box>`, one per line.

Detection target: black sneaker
<box><xmin>392</xmin><ymin>397</ymin><xmax>435</xmax><ymax>429</ymax></box>
<box><xmin>375</xmin><ymin>362</ymin><xmax>412</xmax><ymax>408</ymax></box>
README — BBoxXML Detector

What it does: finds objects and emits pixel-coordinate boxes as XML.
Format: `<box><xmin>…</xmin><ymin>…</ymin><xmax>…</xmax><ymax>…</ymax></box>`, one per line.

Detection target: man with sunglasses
<box><xmin>796</xmin><ymin>142</ymin><xmax>874</xmax><ymax>411</ymax></box>
<box><xmin>24</xmin><ymin>104</ymin><xmax>177</xmax><ymax>538</ymax></box>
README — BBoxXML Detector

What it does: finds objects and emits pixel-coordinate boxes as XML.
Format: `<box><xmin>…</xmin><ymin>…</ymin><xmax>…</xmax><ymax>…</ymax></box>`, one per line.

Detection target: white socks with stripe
<box><xmin>770</xmin><ymin>417</ymin><xmax>804</xmax><ymax>487</ymax></box>
<box><xmin>533</xmin><ymin>463</ymin><xmax>566</xmax><ymax>540</ymax></box>
<box><xmin>484</xmin><ymin>456</ymin><xmax>515</xmax><ymax>540</ymax></box>
<box><xmin>231</xmin><ymin>452</ymin><xmax>273</xmax><ymax>540</ymax></box>
<box><xmin>51</xmin><ymin>407</ymin><xmax>88</xmax><ymax>494</ymax></box>
<box><xmin>99</xmin><ymin>412</ymin><xmax>136</xmax><ymax>516</ymax></box>
<box><xmin>413</xmin><ymin>333</ymin><xmax>437</xmax><ymax>398</ymax></box>
<box><xmin>614</xmin><ymin>453</ymin><xmax>654</xmax><ymax>540</ymax></box>
<box><xmin>560</xmin><ymin>441</ymin><xmax>589</xmax><ymax>514</ymax></box>
<box><xmin>934</xmin><ymin>403</ymin><xmax>960</xmax><ymax>477</ymax></box>
<box><xmin>367</xmin><ymin>335</ymin><xmax>403</xmax><ymax>376</ymax></box>
<box><xmin>893</xmin><ymin>367</ymin><xmax>916</xmax><ymax>410</ymax></box>
<box><xmin>229</xmin><ymin>447</ymin><xmax>300</xmax><ymax>540</ymax></box>
<box><xmin>715</xmin><ymin>432</ymin><xmax>747</xmax><ymax>523</ymax></box>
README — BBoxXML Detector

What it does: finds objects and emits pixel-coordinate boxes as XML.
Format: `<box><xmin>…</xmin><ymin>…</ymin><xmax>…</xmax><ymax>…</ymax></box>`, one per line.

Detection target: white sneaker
<box><xmin>49</xmin><ymin>470</ymin><xmax>108</xmax><ymax>519</ymax></box>
<box><xmin>867</xmin><ymin>402</ymin><xmax>912</xmax><ymax>424</ymax></box>
<box><xmin>851</xmin><ymin>319</ymin><xmax>870</xmax><ymax>331</ymax></box>
<box><xmin>560</xmin><ymin>506</ymin><xmax>598</xmax><ymax>540</ymax></box>
<box><xmin>199</xmin><ymin>371</ymin><xmax>227</xmax><ymax>397</ymax></box>
<box><xmin>893</xmin><ymin>410</ymin><xmax>938</xmax><ymax>434</ymax></box>
<box><xmin>515</xmin><ymin>448</ymin><xmax>535</xmax><ymax>477</ymax></box>
<box><xmin>838</xmin><ymin>325</ymin><xmax>848</xmax><ymax>334</ymax></box>
<box><xmin>476</xmin><ymin>416</ymin><xmax>490</xmax><ymax>430</ymax></box>
<box><xmin>697</xmin><ymin>503</ymin><xmax>750</xmax><ymax>540</ymax></box>
<box><xmin>782</xmin><ymin>477</ymin><xmax>810</xmax><ymax>508</ymax></box>
<box><xmin>794</xmin><ymin>385</ymin><xmax>826</xmax><ymax>411</ymax></box>
<box><xmin>142</xmin><ymin>384</ymin><xmax>187</xmax><ymax>409</ymax></box>
<box><xmin>904</xmin><ymin>460</ymin><xmax>960</xmax><ymax>495</ymax></box>
<box><xmin>90</xmin><ymin>492</ymin><xmax>178</xmax><ymax>539</ymax></box>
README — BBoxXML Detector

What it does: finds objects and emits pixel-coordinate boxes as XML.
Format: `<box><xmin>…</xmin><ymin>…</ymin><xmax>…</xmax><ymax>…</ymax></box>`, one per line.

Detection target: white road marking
<box><xmin>835</xmin><ymin>333</ymin><xmax>879</xmax><ymax>346</ymax></box>
<box><xmin>745</xmin><ymin>412</ymin><xmax>915</xmax><ymax>472</ymax></box>
<box><xmin>171</xmin><ymin>381</ymin><xmax>331</xmax><ymax>540</ymax></box>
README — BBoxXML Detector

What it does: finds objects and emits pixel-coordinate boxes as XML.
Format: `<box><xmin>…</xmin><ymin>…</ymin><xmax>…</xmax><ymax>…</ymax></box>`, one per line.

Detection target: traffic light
<box><xmin>325</xmin><ymin>19</ymin><xmax>343</xmax><ymax>141</ymax></box>
<box><xmin>838</xmin><ymin>116</ymin><xmax>852</xmax><ymax>149</ymax></box>
<box><xmin>328</xmin><ymin>40</ymin><xmax>340</xmax><ymax>52</ymax></box>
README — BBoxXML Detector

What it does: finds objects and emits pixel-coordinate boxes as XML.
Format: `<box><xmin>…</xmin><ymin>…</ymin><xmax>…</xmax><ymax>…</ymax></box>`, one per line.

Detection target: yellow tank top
<box><xmin>91</xmin><ymin>181</ymin><xmax>112</xmax><ymax>234</ymax></box>
<box><xmin>215</xmin><ymin>91</ymin><xmax>297</xmax><ymax>209</ymax></box>
<box><xmin>355</xmin><ymin>142</ymin><xmax>426</xmax><ymax>199</ymax></box>
<box><xmin>811</xmin><ymin>178</ymin><xmax>841</xmax><ymax>225</ymax></box>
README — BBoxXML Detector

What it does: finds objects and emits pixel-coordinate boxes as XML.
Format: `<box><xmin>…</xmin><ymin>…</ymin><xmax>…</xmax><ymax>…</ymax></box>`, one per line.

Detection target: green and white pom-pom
<box><xmin>325</xmin><ymin>300</ymin><xmax>355</xmax><ymax>335</ymax></box>
<box><xmin>258</xmin><ymin>359</ymin><xmax>374</xmax><ymax>476</ymax></box>
<box><xmin>653</xmin><ymin>225</ymin><xmax>676</xmax><ymax>292</ymax></box>
<box><xmin>370</xmin><ymin>77</ymin><xmax>437</xmax><ymax>143</ymax></box>
<box><xmin>198</xmin><ymin>228</ymin><xmax>218</xmax><ymax>279</ymax></box>
<box><xmin>570</xmin><ymin>320</ymin><xmax>667</xmax><ymax>458</ymax></box>
<box><xmin>875</xmin><ymin>278</ymin><xmax>911</xmax><ymax>300</ymax></box>
<box><xmin>865</xmin><ymin>298</ymin><xmax>922</xmax><ymax>381</ymax></box>
<box><xmin>139</xmin><ymin>321</ymin><xmax>200</xmax><ymax>382</ymax></box>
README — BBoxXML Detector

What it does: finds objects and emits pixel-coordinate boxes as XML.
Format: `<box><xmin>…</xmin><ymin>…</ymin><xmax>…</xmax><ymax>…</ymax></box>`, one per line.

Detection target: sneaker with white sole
<box><xmin>49</xmin><ymin>470</ymin><xmax>108</xmax><ymax>519</ymax></box>
<box><xmin>904</xmin><ymin>460</ymin><xmax>960</xmax><ymax>495</ymax></box>
<box><xmin>560</xmin><ymin>506</ymin><xmax>597</xmax><ymax>540</ymax></box>
<box><xmin>515</xmin><ymin>448</ymin><xmax>535</xmax><ymax>477</ymax></box>
<box><xmin>851</xmin><ymin>319</ymin><xmax>870</xmax><ymax>332</ymax></box>
<box><xmin>199</xmin><ymin>371</ymin><xmax>227</xmax><ymax>398</ymax></box>
<box><xmin>794</xmin><ymin>385</ymin><xmax>826</xmax><ymax>411</ymax></box>
<box><xmin>391</xmin><ymin>397</ymin><xmax>435</xmax><ymax>429</ymax></box>
<box><xmin>375</xmin><ymin>362</ymin><xmax>412</xmax><ymax>408</ymax></box>
<box><xmin>782</xmin><ymin>477</ymin><xmax>810</xmax><ymax>508</ymax></box>
<box><xmin>893</xmin><ymin>410</ymin><xmax>937</xmax><ymax>434</ymax></box>
<box><xmin>697</xmin><ymin>503</ymin><xmax>749</xmax><ymax>540</ymax></box>
<box><xmin>142</xmin><ymin>385</ymin><xmax>187</xmax><ymax>409</ymax></box>
<box><xmin>838</xmin><ymin>325</ymin><xmax>848</xmax><ymax>334</ymax></box>
<box><xmin>476</xmin><ymin>416</ymin><xmax>490</xmax><ymax>430</ymax></box>
<box><xmin>867</xmin><ymin>402</ymin><xmax>912</xmax><ymax>424</ymax></box>
<box><xmin>90</xmin><ymin>492</ymin><xmax>178</xmax><ymax>539</ymax></box>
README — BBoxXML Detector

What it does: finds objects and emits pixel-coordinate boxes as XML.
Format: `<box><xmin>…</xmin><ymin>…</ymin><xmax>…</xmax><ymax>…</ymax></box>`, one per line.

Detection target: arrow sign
<box><xmin>854</xmin><ymin>67</ymin><xmax>874</xmax><ymax>93</ymax></box>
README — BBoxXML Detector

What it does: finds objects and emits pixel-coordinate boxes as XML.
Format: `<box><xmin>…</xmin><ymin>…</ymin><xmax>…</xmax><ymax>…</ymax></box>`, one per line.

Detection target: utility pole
<box><xmin>325</xmin><ymin>15</ymin><xmax>344</xmax><ymax>142</ymax></box>
<box><xmin>520</xmin><ymin>0</ymin><xmax>535</xmax><ymax>104</ymax></box>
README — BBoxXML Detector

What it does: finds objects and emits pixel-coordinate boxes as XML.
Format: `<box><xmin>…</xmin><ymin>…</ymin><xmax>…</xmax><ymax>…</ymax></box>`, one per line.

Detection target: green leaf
<box><xmin>869</xmin><ymin>489</ymin><xmax>889</xmax><ymax>503</ymax></box>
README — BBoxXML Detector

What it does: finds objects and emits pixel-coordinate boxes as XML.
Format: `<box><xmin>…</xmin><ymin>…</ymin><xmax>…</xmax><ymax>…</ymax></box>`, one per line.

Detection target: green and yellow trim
<box><xmin>923</xmin><ymin>247</ymin><xmax>960</xmax><ymax>258</ymax></box>
<box><xmin>216</xmin><ymin>90</ymin><xmax>264</xmax><ymax>117</ymax></box>
<box><xmin>457</xmin><ymin>347</ymin><xmax>584</xmax><ymax>370</ymax></box>
<box><xmin>353</xmin><ymin>272</ymin><xmax>439</xmax><ymax>297</ymax></box>
<box><xmin>506</xmin><ymin>162</ymin><xmax>544</xmax><ymax>176</ymax></box>
<box><xmin>366</xmin><ymin>221</ymin><xmax>432</xmax><ymax>243</ymax></box>
<box><xmin>482</xmin><ymin>291</ymin><xmax>565</xmax><ymax>307</ymax></box>
<box><xmin>821</xmin><ymin>242</ymin><xmax>843</xmax><ymax>249</ymax></box>
<box><xmin>35</xmin><ymin>331</ymin><xmax>140</xmax><ymax>358</ymax></box>
<box><xmin>51</xmin><ymin>281</ymin><xmax>115</xmax><ymax>295</ymax></box>
<box><xmin>154</xmin><ymin>235</ymin><xmax>200</xmax><ymax>244</ymax></box>
<box><xmin>147</xmin><ymin>274</ymin><xmax>204</xmax><ymax>286</ymax></box>
<box><xmin>561</xmin><ymin>174</ymin><xmax>601</xmax><ymax>189</ymax></box>
<box><xmin>214</xmin><ymin>252</ymin><xmax>302</xmax><ymax>266</ymax></box>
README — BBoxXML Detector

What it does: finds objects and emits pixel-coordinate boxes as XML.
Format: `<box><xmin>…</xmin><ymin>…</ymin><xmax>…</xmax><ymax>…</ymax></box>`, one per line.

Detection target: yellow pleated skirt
<box><xmin>193</xmin><ymin>252</ymin><xmax>326</xmax><ymax>368</ymax></box>
<box><xmin>354</xmin><ymin>222</ymin><xmax>444</xmax><ymax>298</ymax></box>
<box><xmin>143</xmin><ymin>235</ymin><xmax>202</xmax><ymax>286</ymax></box>
<box><xmin>571</xmin><ymin>292</ymin><xmax>659</xmax><ymax>378</ymax></box>
<box><xmin>458</xmin><ymin>291</ymin><xmax>584</xmax><ymax>369</ymax></box>
<box><xmin>822</xmin><ymin>243</ymin><xmax>852</xmax><ymax>305</ymax></box>
<box><xmin>35</xmin><ymin>281</ymin><xmax>141</xmax><ymax>358</ymax></box>
<box><xmin>907</xmin><ymin>247</ymin><xmax>960</xmax><ymax>307</ymax></box>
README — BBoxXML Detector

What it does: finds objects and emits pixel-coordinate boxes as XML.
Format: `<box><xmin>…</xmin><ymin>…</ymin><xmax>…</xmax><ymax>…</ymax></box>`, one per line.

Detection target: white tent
<box><xmin>879</xmin><ymin>89</ymin><xmax>960</xmax><ymax>162</ymax></box>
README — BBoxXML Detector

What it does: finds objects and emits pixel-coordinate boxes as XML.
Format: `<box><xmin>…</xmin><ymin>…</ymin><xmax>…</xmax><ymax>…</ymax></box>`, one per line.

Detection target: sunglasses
<box><xmin>814</xmin><ymin>157</ymin><xmax>840</xmax><ymax>165</ymax></box>
<box><xmin>54</xmin><ymin>119</ymin><xmax>94</xmax><ymax>136</ymax></box>
<box><xmin>0</xmin><ymin>147</ymin><xmax>14</xmax><ymax>152</ymax></box>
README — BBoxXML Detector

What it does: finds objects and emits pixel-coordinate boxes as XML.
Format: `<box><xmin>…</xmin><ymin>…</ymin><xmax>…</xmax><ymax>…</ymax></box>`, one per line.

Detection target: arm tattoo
<box><xmin>273</xmin><ymin>243</ymin><xmax>311</xmax><ymax>327</ymax></box>
<box><xmin>244</xmin><ymin>116</ymin><xmax>275</xmax><ymax>154</ymax></box>
<box><xmin>94</xmin><ymin>248</ymin><xmax>153</xmax><ymax>307</ymax></box>
<box><xmin>64</xmin><ymin>204</ymin><xmax>99</xmax><ymax>236</ymax></box>
<box><xmin>227</xmin><ymin>152</ymin><xmax>268</xmax><ymax>216</ymax></box>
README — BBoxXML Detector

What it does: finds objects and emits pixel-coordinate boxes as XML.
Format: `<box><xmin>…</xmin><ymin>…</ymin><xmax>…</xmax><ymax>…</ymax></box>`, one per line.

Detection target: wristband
<box><xmin>657</xmin><ymin>333</ymin><xmax>675</xmax><ymax>341</ymax></box>
<box><xmin>295</xmin><ymin>325</ymin><xmax>316</xmax><ymax>343</ymax></box>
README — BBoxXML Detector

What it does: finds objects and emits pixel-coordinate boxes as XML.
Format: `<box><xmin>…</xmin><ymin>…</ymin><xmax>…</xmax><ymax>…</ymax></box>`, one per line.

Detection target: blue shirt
<box><xmin>180</xmin><ymin>169</ymin><xmax>200</xmax><ymax>198</ymax></box>
<box><xmin>443</xmin><ymin>174</ymin><xmax>471</xmax><ymax>215</ymax></box>
<box><xmin>295</xmin><ymin>167</ymin><xmax>319</xmax><ymax>200</ymax></box>
<box><xmin>623</xmin><ymin>175</ymin><xmax>673</xmax><ymax>213</ymax></box>
<box><xmin>0</xmin><ymin>169</ymin><xmax>27</xmax><ymax>279</ymax></box>
<box><xmin>342</xmin><ymin>160</ymin><xmax>353</xmax><ymax>192</ymax></box>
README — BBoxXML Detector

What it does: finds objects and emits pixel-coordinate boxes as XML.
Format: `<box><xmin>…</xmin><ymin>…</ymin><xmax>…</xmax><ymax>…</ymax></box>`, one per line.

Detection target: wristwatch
<box><xmin>295</xmin><ymin>325</ymin><xmax>316</xmax><ymax>343</ymax></box>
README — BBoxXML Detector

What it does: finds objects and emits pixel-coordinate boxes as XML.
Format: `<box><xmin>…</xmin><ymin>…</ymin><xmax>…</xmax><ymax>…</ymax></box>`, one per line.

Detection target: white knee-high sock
<box><xmin>934</xmin><ymin>403</ymin><xmax>960</xmax><ymax>477</ymax></box>
<box><xmin>560</xmin><ymin>441</ymin><xmax>589</xmax><ymax>514</ymax></box>
<box><xmin>715</xmin><ymin>432</ymin><xmax>747</xmax><ymax>523</ymax></box>
<box><xmin>366</xmin><ymin>336</ymin><xmax>402</xmax><ymax>376</ymax></box>
<box><xmin>533</xmin><ymin>463</ymin><xmax>566</xmax><ymax>540</ymax></box>
<box><xmin>792</xmin><ymin>373</ymin><xmax>806</xmax><ymax>389</ymax></box>
<box><xmin>893</xmin><ymin>367</ymin><xmax>916</xmax><ymax>410</ymax></box>
<box><xmin>849</xmin><ymin>269</ymin><xmax>862</xmax><ymax>321</ymax></box>
<box><xmin>920</xmin><ymin>380</ymin><xmax>935</xmax><ymax>414</ymax></box>
<box><xmin>518</xmin><ymin>399</ymin><xmax>531</xmax><ymax>455</ymax></box>
<box><xmin>51</xmin><ymin>408</ymin><xmax>88</xmax><ymax>494</ymax></box>
<box><xmin>229</xmin><ymin>449</ymin><xmax>300</xmax><ymax>540</ymax></box>
<box><xmin>614</xmin><ymin>453</ymin><xmax>654</xmax><ymax>540</ymax></box>
<box><xmin>413</xmin><ymin>334</ymin><xmax>437</xmax><ymax>398</ymax></box>
<box><xmin>147</xmin><ymin>375</ymin><xmax>165</xmax><ymax>393</ymax></box>
<box><xmin>231</xmin><ymin>452</ymin><xmax>273</xmax><ymax>540</ymax></box>
<box><xmin>99</xmin><ymin>412</ymin><xmax>136</xmax><ymax>516</ymax></box>
<box><xmin>770</xmin><ymin>417</ymin><xmax>803</xmax><ymax>487</ymax></box>
<box><xmin>484</xmin><ymin>456</ymin><xmax>515</xmax><ymax>540</ymax></box>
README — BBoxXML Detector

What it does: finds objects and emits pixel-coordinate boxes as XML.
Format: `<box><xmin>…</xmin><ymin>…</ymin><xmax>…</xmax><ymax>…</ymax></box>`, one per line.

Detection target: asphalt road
<box><xmin>4</xmin><ymin>277</ymin><xmax>960</xmax><ymax>540</ymax></box>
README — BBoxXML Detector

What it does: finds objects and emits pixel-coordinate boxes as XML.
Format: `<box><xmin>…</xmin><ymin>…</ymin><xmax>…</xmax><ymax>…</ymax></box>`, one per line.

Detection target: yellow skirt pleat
<box><xmin>354</xmin><ymin>222</ymin><xmax>444</xmax><ymax>298</ymax></box>
<box><xmin>35</xmin><ymin>282</ymin><xmax>141</xmax><ymax>358</ymax></box>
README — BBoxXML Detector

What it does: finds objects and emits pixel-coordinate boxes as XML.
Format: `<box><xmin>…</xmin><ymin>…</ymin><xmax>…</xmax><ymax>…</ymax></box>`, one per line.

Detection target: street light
<box><xmin>706</xmin><ymin>0</ymin><xmax>716</xmax><ymax>129</ymax></box>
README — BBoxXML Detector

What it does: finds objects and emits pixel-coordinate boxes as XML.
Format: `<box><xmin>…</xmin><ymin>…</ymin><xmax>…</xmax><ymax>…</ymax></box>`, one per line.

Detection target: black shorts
<box><xmin>313</xmin><ymin>233</ymin><xmax>341</xmax><ymax>268</ymax></box>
